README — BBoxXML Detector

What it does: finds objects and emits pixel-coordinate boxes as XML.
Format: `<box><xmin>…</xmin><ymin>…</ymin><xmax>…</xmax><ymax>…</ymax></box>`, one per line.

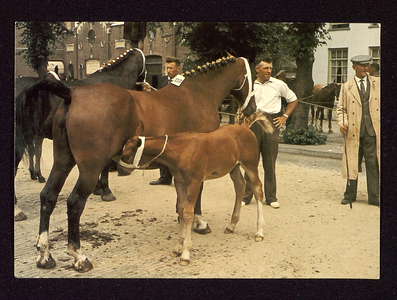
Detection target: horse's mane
<box><xmin>181</xmin><ymin>54</ymin><xmax>237</xmax><ymax>77</ymax></box>
<box><xmin>94</xmin><ymin>48</ymin><xmax>138</xmax><ymax>73</ymax></box>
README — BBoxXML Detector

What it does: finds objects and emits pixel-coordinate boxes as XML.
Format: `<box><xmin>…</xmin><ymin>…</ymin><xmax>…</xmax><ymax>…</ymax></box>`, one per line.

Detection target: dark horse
<box><xmin>33</xmin><ymin>55</ymin><xmax>256</xmax><ymax>272</ymax></box>
<box><xmin>16</xmin><ymin>69</ymin><xmax>66</xmax><ymax>184</ymax></box>
<box><xmin>15</xmin><ymin>48</ymin><xmax>146</xmax><ymax>220</ymax></box>
<box><xmin>15</xmin><ymin>70</ymin><xmax>66</xmax><ymax>221</ymax></box>
<box><xmin>310</xmin><ymin>82</ymin><xmax>340</xmax><ymax>133</ymax></box>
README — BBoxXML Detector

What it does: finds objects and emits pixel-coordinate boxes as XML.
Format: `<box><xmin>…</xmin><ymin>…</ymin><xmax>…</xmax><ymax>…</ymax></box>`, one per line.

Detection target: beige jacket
<box><xmin>336</xmin><ymin>75</ymin><xmax>380</xmax><ymax>180</ymax></box>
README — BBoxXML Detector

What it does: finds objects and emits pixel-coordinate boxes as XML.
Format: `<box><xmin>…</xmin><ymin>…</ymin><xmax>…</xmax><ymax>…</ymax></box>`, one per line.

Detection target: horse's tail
<box><xmin>240</xmin><ymin>111</ymin><xmax>274</xmax><ymax>134</ymax></box>
<box><xmin>15</xmin><ymin>78</ymin><xmax>72</xmax><ymax>154</ymax></box>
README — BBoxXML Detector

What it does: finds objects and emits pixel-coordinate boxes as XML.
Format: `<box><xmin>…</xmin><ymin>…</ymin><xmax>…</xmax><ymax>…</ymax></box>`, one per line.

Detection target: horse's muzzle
<box><xmin>117</xmin><ymin>164</ymin><xmax>132</xmax><ymax>176</ymax></box>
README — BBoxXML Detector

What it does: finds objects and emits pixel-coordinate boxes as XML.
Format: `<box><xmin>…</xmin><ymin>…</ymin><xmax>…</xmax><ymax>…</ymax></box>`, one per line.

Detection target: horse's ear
<box><xmin>136</xmin><ymin>121</ymin><xmax>144</xmax><ymax>136</ymax></box>
<box><xmin>226</xmin><ymin>51</ymin><xmax>234</xmax><ymax>58</ymax></box>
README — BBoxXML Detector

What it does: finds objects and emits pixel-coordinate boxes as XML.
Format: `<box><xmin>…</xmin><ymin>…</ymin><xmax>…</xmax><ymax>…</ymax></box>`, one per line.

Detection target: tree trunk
<box><xmin>35</xmin><ymin>59</ymin><xmax>49</xmax><ymax>78</ymax></box>
<box><xmin>290</xmin><ymin>55</ymin><xmax>314</xmax><ymax>131</ymax></box>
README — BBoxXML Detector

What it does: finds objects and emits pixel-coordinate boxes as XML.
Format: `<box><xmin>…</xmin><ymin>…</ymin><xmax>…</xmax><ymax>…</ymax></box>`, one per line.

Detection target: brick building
<box><xmin>15</xmin><ymin>22</ymin><xmax>190</xmax><ymax>89</ymax></box>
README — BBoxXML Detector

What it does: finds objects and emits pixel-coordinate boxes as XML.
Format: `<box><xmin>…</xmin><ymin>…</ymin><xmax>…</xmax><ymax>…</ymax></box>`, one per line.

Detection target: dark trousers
<box><xmin>244</xmin><ymin>116</ymin><xmax>279</xmax><ymax>204</ymax></box>
<box><xmin>159</xmin><ymin>164</ymin><xmax>172</xmax><ymax>182</ymax></box>
<box><xmin>343</xmin><ymin>130</ymin><xmax>379</xmax><ymax>203</ymax></box>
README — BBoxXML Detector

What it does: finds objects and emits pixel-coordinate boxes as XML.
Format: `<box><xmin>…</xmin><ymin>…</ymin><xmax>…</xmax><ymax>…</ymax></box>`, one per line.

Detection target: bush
<box><xmin>280</xmin><ymin>125</ymin><xmax>327</xmax><ymax>145</ymax></box>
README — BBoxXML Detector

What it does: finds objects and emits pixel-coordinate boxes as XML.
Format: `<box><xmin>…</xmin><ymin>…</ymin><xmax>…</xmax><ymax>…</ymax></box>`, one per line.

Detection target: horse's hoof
<box><xmin>329</xmin><ymin>130</ymin><xmax>333</xmax><ymax>134</ymax></box>
<box><xmin>179</xmin><ymin>259</ymin><xmax>189</xmax><ymax>266</ymax></box>
<box><xmin>224</xmin><ymin>228</ymin><xmax>233</xmax><ymax>234</ymax></box>
<box><xmin>38</xmin><ymin>176</ymin><xmax>46</xmax><ymax>183</ymax></box>
<box><xmin>101</xmin><ymin>193</ymin><xmax>116</xmax><ymax>202</ymax></box>
<box><xmin>37</xmin><ymin>254</ymin><xmax>56</xmax><ymax>269</ymax></box>
<box><xmin>93</xmin><ymin>188</ymin><xmax>103</xmax><ymax>195</ymax></box>
<box><xmin>255</xmin><ymin>235</ymin><xmax>264</xmax><ymax>242</ymax></box>
<box><xmin>193</xmin><ymin>224</ymin><xmax>211</xmax><ymax>235</ymax></box>
<box><xmin>74</xmin><ymin>258</ymin><xmax>93</xmax><ymax>273</ymax></box>
<box><xmin>15</xmin><ymin>211</ymin><xmax>27</xmax><ymax>221</ymax></box>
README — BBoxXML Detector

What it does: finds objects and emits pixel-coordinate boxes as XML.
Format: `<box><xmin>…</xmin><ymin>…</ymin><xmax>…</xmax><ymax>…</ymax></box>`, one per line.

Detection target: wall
<box><xmin>313</xmin><ymin>23</ymin><xmax>380</xmax><ymax>84</ymax></box>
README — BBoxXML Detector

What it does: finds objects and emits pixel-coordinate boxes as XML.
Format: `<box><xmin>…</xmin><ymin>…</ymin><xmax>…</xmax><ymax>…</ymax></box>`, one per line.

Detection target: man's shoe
<box><xmin>150</xmin><ymin>179</ymin><xmax>172</xmax><ymax>185</ymax></box>
<box><xmin>341</xmin><ymin>198</ymin><xmax>356</xmax><ymax>205</ymax></box>
<box><xmin>268</xmin><ymin>202</ymin><xmax>280</xmax><ymax>209</ymax></box>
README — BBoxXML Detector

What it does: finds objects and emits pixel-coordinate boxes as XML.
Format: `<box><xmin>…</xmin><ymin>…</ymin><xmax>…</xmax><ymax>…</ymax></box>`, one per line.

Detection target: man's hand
<box><xmin>273</xmin><ymin>115</ymin><xmax>288</xmax><ymax>129</ymax></box>
<box><xmin>340</xmin><ymin>124</ymin><xmax>348</xmax><ymax>135</ymax></box>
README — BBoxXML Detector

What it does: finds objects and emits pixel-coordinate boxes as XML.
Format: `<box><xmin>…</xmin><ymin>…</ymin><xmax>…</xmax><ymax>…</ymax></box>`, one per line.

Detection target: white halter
<box><xmin>119</xmin><ymin>135</ymin><xmax>169</xmax><ymax>169</ymax></box>
<box><xmin>233</xmin><ymin>57</ymin><xmax>254</xmax><ymax>111</ymax></box>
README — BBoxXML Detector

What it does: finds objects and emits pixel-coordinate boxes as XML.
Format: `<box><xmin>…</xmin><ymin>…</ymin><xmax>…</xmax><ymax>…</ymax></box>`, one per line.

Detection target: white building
<box><xmin>312</xmin><ymin>23</ymin><xmax>380</xmax><ymax>85</ymax></box>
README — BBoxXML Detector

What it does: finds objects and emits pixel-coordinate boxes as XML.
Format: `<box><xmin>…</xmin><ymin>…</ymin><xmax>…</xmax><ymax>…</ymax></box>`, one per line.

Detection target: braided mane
<box><xmin>181</xmin><ymin>54</ymin><xmax>237</xmax><ymax>77</ymax></box>
<box><xmin>95</xmin><ymin>49</ymin><xmax>137</xmax><ymax>73</ymax></box>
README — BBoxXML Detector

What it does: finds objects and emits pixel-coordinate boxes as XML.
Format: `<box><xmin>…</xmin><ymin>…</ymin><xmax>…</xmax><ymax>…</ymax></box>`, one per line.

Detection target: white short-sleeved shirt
<box><xmin>254</xmin><ymin>77</ymin><xmax>297</xmax><ymax>114</ymax></box>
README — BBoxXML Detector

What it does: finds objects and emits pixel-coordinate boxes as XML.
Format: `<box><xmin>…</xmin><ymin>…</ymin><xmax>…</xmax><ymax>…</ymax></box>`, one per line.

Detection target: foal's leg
<box><xmin>34</xmin><ymin>136</ymin><xmax>46</xmax><ymax>183</ymax></box>
<box><xmin>173</xmin><ymin>180</ymin><xmax>187</xmax><ymax>256</ymax></box>
<box><xmin>36</xmin><ymin>148</ymin><xmax>76</xmax><ymax>269</ymax></box>
<box><xmin>174</xmin><ymin>179</ymin><xmax>201</xmax><ymax>265</ymax></box>
<box><xmin>243</xmin><ymin>167</ymin><xmax>265</xmax><ymax>242</ymax></box>
<box><xmin>225</xmin><ymin>165</ymin><xmax>245</xmax><ymax>234</ymax></box>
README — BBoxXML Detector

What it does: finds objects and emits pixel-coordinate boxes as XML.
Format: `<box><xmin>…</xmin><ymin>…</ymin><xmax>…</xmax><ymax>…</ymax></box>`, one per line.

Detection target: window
<box><xmin>66</xmin><ymin>43</ymin><xmax>74</xmax><ymax>52</ymax></box>
<box><xmin>86</xmin><ymin>59</ymin><xmax>100</xmax><ymax>75</ymax></box>
<box><xmin>115</xmin><ymin>39</ymin><xmax>125</xmax><ymax>49</ymax></box>
<box><xmin>329</xmin><ymin>48</ymin><xmax>348</xmax><ymax>83</ymax></box>
<box><xmin>87</xmin><ymin>30</ymin><xmax>95</xmax><ymax>46</ymax></box>
<box><xmin>369</xmin><ymin>47</ymin><xmax>380</xmax><ymax>65</ymax></box>
<box><xmin>329</xmin><ymin>23</ymin><xmax>350</xmax><ymax>30</ymax></box>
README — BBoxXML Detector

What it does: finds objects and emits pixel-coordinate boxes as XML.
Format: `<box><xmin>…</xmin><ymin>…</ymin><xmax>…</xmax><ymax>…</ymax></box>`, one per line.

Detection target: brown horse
<box><xmin>310</xmin><ymin>83</ymin><xmax>340</xmax><ymax>133</ymax></box>
<box><xmin>34</xmin><ymin>55</ymin><xmax>257</xmax><ymax>272</ymax></box>
<box><xmin>15</xmin><ymin>48</ymin><xmax>145</xmax><ymax>220</ymax></box>
<box><xmin>118</xmin><ymin>121</ymin><xmax>271</xmax><ymax>265</ymax></box>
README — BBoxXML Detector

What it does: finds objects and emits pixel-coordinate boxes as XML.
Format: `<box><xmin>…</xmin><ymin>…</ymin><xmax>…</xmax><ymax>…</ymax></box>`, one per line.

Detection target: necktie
<box><xmin>360</xmin><ymin>79</ymin><xmax>365</xmax><ymax>96</ymax></box>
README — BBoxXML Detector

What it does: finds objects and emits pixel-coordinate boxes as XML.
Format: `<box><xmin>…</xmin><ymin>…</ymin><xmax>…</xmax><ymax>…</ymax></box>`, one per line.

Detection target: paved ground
<box><xmin>15</xmin><ymin>118</ymin><xmax>380</xmax><ymax>279</ymax></box>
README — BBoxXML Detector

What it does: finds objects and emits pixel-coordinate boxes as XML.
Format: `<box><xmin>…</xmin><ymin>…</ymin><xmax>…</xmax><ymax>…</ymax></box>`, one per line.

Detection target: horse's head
<box><xmin>230</xmin><ymin>57</ymin><xmax>256</xmax><ymax>117</ymax></box>
<box><xmin>118</xmin><ymin>135</ymin><xmax>143</xmax><ymax>176</ymax></box>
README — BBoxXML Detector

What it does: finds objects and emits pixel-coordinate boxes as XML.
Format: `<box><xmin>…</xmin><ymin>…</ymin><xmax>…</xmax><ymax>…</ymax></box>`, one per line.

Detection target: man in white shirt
<box><xmin>243</xmin><ymin>56</ymin><xmax>298</xmax><ymax>208</ymax></box>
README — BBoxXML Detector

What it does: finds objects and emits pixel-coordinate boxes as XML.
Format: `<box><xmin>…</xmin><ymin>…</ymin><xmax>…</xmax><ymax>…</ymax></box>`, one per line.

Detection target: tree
<box><xmin>284</xmin><ymin>23</ymin><xmax>330</xmax><ymax>130</ymax></box>
<box><xmin>175</xmin><ymin>22</ymin><xmax>286</xmax><ymax>69</ymax></box>
<box><xmin>174</xmin><ymin>22</ymin><xmax>330</xmax><ymax>131</ymax></box>
<box><xmin>16</xmin><ymin>22</ymin><xmax>73</xmax><ymax>77</ymax></box>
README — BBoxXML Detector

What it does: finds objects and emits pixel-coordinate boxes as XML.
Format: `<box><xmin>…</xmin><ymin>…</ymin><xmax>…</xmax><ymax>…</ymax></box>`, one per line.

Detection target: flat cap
<box><xmin>351</xmin><ymin>55</ymin><xmax>372</xmax><ymax>64</ymax></box>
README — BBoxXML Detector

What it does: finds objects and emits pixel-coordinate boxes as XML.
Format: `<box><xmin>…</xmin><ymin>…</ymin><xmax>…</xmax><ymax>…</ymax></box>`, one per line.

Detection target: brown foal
<box><xmin>118</xmin><ymin>119</ymin><xmax>271</xmax><ymax>265</ymax></box>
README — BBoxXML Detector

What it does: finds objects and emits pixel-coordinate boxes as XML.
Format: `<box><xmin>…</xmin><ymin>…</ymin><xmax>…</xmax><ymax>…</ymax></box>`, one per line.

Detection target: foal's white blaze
<box><xmin>36</xmin><ymin>231</ymin><xmax>50</xmax><ymax>263</ymax></box>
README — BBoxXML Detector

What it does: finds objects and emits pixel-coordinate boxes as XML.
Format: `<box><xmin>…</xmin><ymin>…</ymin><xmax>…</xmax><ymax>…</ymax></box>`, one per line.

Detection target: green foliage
<box><xmin>174</xmin><ymin>22</ymin><xmax>286</xmax><ymax>65</ymax></box>
<box><xmin>16</xmin><ymin>22</ymin><xmax>73</xmax><ymax>70</ymax></box>
<box><xmin>284</xmin><ymin>23</ymin><xmax>330</xmax><ymax>61</ymax></box>
<box><xmin>280</xmin><ymin>124</ymin><xmax>327</xmax><ymax>145</ymax></box>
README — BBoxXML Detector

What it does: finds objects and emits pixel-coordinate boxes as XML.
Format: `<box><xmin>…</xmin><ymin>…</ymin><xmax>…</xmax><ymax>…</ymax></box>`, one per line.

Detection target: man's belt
<box><xmin>257</xmin><ymin>109</ymin><xmax>283</xmax><ymax>118</ymax></box>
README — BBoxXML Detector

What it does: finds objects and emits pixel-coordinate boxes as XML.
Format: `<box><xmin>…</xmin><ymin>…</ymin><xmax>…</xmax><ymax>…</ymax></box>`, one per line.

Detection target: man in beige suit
<box><xmin>336</xmin><ymin>55</ymin><xmax>380</xmax><ymax>207</ymax></box>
